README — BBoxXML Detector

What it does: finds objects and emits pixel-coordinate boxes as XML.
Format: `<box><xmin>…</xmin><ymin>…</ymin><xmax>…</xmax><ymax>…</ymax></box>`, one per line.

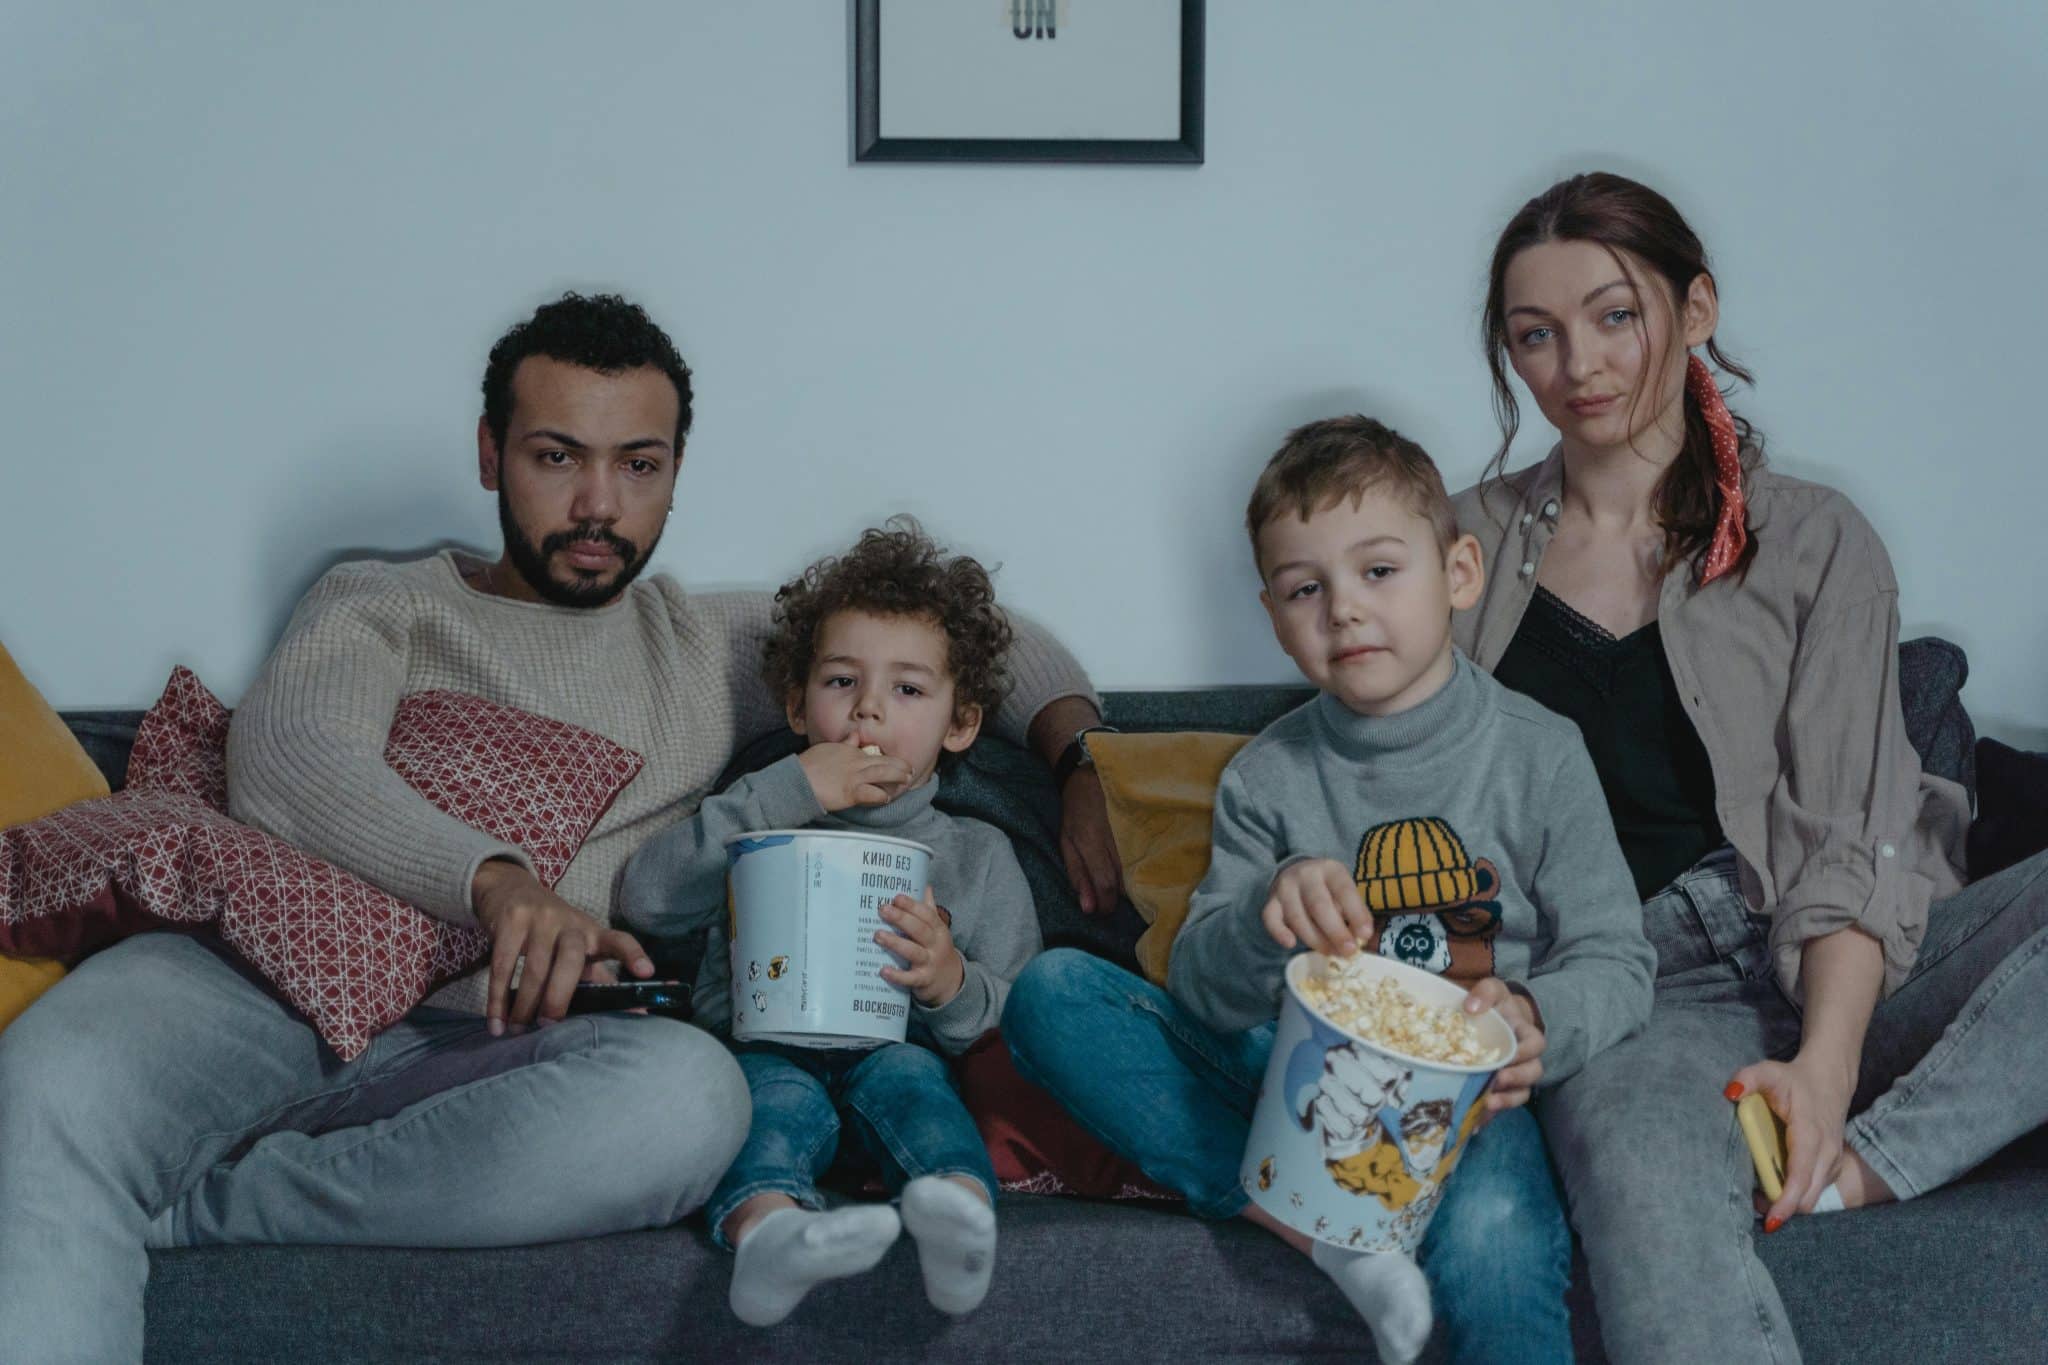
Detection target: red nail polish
<box><xmin>1723</xmin><ymin>1082</ymin><xmax>1744</xmax><ymax>1101</ymax></box>
<box><xmin>1763</xmin><ymin>1216</ymin><xmax>1783</xmax><ymax>1234</ymax></box>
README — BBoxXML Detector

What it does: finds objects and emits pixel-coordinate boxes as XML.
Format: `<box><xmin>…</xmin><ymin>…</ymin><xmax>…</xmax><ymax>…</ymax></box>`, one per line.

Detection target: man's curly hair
<box><xmin>763</xmin><ymin>519</ymin><xmax>1013</xmax><ymax>720</ymax></box>
<box><xmin>482</xmin><ymin>292</ymin><xmax>694</xmax><ymax>453</ymax></box>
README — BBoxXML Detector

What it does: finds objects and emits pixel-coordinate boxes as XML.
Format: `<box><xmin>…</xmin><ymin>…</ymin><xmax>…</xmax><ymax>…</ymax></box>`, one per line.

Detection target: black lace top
<box><xmin>1492</xmin><ymin>586</ymin><xmax>1724</xmax><ymax>900</ymax></box>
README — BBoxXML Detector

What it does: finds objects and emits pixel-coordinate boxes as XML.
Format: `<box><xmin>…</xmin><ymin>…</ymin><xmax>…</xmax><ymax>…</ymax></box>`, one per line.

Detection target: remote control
<box><xmin>564</xmin><ymin>980</ymin><xmax>694</xmax><ymax>1020</ymax></box>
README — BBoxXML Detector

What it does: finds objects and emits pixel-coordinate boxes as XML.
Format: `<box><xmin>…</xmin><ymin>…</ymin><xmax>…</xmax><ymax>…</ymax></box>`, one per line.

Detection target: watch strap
<box><xmin>1052</xmin><ymin>724</ymin><xmax>1119</xmax><ymax>787</ymax></box>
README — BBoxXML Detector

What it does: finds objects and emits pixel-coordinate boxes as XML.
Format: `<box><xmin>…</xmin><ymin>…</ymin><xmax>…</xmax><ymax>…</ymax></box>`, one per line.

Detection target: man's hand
<box><xmin>1260</xmin><ymin>859</ymin><xmax>1371</xmax><ymax>956</ymax></box>
<box><xmin>1059</xmin><ymin>768</ymin><xmax>1124</xmax><ymax>916</ymax></box>
<box><xmin>799</xmin><ymin>740</ymin><xmax>912</xmax><ymax>813</ymax></box>
<box><xmin>1462</xmin><ymin>978</ymin><xmax>1545</xmax><ymax>1121</ymax></box>
<box><xmin>876</xmin><ymin>887</ymin><xmax>965</xmax><ymax>1008</ymax></box>
<box><xmin>471</xmin><ymin>859</ymin><xmax>652</xmax><ymax>1035</ymax></box>
<box><xmin>1028</xmin><ymin>697</ymin><xmax>1124</xmax><ymax>916</ymax></box>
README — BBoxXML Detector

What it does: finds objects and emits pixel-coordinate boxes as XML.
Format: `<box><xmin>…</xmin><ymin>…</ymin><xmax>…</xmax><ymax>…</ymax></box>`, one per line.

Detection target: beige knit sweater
<box><xmin>225</xmin><ymin>549</ymin><xmax>1096</xmax><ymax>1014</ymax></box>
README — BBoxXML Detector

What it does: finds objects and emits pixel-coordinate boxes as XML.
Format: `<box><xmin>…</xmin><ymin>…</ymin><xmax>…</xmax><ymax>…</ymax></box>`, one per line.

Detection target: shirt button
<box><xmin>1520</xmin><ymin>512</ymin><xmax>1533</xmax><ymax>528</ymax></box>
<box><xmin>1881</xmin><ymin>843</ymin><xmax>1897</xmax><ymax>859</ymax></box>
<box><xmin>1520</xmin><ymin>561</ymin><xmax>1536</xmax><ymax>577</ymax></box>
<box><xmin>1542</xmin><ymin>500</ymin><xmax>1560</xmax><ymax>518</ymax></box>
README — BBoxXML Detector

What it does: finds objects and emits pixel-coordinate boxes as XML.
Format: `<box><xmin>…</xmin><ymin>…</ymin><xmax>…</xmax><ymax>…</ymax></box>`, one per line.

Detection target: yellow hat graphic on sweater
<box><xmin>1352</xmin><ymin>817</ymin><xmax>1502</xmax><ymax>985</ymax></box>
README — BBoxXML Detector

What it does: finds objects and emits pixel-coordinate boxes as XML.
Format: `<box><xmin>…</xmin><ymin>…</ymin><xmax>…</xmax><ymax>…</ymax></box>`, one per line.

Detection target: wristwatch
<box><xmin>1053</xmin><ymin>724</ymin><xmax>1119</xmax><ymax>787</ymax></box>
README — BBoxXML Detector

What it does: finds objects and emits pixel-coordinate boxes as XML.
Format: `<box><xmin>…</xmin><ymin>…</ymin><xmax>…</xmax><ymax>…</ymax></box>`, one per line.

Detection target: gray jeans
<box><xmin>0</xmin><ymin>933</ymin><xmax>750</xmax><ymax>1364</ymax></box>
<box><xmin>1540</xmin><ymin>845</ymin><xmax>2048</xmax><ymax>1364</ymax></box>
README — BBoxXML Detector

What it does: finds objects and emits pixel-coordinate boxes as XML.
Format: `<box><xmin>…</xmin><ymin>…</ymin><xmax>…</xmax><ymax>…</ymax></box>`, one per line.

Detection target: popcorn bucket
<box><xmin>1240</xmin><ymin>953</ymin><xmax>1515</xmax><ymax>1253</ymax></box>
<box><xmin>724</xmin><ymin>829</ymin><xmax>932</xmax><ymax>1046</ymax></box>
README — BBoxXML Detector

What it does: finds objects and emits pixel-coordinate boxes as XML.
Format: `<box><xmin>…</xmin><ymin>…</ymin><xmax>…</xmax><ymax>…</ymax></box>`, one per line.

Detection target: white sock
<box><xmin>1311</xmin><ymin>1239</ymin><xmax>1433</xmax><ymax>1365</ymax></box>
<box><xmin>728</xmin><ymin>1204</ymin><xmax>901</xmax><ymax>1327</ymax></box>
<box><xmin>899</xmin><ymin>1175</ymin><xmax>998</xmax><ymax>1316</ymax></box>
<box><xmin>1812</xmin><ymin>1183</ymin><xmax>1846</xmax><ymax>1213</ymax></box>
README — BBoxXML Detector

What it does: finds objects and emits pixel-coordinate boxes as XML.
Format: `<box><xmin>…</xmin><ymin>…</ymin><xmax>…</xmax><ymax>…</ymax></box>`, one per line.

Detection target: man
<box><xmin>0</xmin><ymin>293</ymin><xmax>1118</xmax><ymax>1362</ymax></box>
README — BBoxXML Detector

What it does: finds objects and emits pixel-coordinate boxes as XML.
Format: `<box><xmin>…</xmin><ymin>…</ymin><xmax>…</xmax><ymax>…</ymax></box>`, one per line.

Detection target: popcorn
<box><xmin>1297</xmin><ymin>957</ymin><xmax>1505</xmax><ymax>1066</ymax></box>
<box><xmin>859</xmin><ymin>744</ymin><xmax>884</xmax><ymax>757</ymax></box>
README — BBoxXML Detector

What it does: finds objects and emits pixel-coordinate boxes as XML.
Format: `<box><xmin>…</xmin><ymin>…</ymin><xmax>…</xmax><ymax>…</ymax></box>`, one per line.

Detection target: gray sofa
<box><xmin>51</xmin><ymin>637</ymin><xmax>2048</xmax><ymax>1362</ymax></box>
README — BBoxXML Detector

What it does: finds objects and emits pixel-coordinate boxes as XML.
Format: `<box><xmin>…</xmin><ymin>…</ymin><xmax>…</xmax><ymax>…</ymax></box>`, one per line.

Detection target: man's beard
<box><xmin>497</xmin><ymin>486</ymin><xmax>660</xmax><ymax>608</ymax></box>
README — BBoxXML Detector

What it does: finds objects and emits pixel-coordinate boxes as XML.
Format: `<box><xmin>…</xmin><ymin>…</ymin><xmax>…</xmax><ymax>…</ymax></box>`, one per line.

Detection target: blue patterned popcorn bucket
<box><xmin>724</xmin><ymin>829</ymin><xmax>932</xmax><ymax>1045</ymax></box>
<box><xmin>1241</xmin><ymin>952</ymin><xmax>1515</xmax><ymax>1253</ymax></box>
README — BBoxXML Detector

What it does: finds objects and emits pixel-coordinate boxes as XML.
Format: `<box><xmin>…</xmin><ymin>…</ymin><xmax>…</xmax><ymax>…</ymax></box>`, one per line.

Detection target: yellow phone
<box><xmin>1734</xmin><ymin>1092</ymin><xmax>1787</xmax><ymax>1201</ymax></box>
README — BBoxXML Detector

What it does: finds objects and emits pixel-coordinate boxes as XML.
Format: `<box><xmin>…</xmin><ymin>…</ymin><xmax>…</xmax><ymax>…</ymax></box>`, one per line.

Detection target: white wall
<box><xmin>5</xmin><ymin>2</ymin><xmax>2044</xmax><ymax>744</ymax></box>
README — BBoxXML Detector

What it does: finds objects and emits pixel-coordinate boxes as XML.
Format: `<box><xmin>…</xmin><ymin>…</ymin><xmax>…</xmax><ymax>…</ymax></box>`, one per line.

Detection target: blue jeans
<box><xmin>0</xmin><ymin>933</ymin><xmax>751</xmax><ymax>1364</ymax></box>
<box><xmin>1003</xmin><ymin>949</ymin><xmax>1572</xmax><ymax>1365</ymax></box>
<box><xmin>1541</xmin><ymin>844</ymin><xmax>2048</xmax><ymax>1364</ymax></box>
<box><xmin>705</xmin><ymin>1039</ymin><xmax>996</xmax><ymax>1250</ymax></box>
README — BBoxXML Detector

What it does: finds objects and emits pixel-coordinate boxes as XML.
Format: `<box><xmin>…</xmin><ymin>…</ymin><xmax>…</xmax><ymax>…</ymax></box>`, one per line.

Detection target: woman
<box><xmin>1453</xmin><ymin>170</ymin><xmax>2048</xmax><ymax>1362</ymax></box>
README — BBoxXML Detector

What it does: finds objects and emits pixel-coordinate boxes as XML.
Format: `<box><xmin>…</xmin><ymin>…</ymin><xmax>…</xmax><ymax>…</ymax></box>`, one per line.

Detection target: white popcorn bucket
<box><xmin>1240</xmin><ymin>952</ymin><xmax>1515</xmax><ymax>1253</ymax></box>
<box><xmin>724</xmin><ymin>829</ymin><xmax>932</xmax><ymax>1046</ymax></box>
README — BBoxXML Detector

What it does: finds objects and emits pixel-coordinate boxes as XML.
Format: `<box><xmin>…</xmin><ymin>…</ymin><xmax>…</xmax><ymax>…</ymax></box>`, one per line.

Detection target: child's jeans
<box><xmin>1003</xmin><ymin>948</ymin><xmax>1573</xmax><ymax>1365</ymax></box>
<box><xmin>705</xmin><ymin>1038</ymin><xmax>996</xmax><ymax>1251</ymax></box>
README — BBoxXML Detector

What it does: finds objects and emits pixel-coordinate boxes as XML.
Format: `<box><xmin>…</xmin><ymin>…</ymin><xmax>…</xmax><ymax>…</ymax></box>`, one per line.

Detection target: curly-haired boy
<box><xmin>620</xmin><ymin>519</ymin><xmax>1038</xmax><ymax>1325</ymax></box>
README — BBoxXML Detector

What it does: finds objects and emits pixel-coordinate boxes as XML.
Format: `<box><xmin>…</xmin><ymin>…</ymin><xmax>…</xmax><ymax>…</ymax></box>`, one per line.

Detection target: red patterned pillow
<box><xmin>378</xmin><ymin>689</ymin><xmax>634</xmax><ymax>886</ymax></box>
<box><xmin>957</xmin><ymin>1031</ymin><xmax>1179</xmax><ymax>1203</ymax></box>
<box><xmin>0</xmin><ymin>668</ymin><xmax>644</xmax><ymax>1059</ymax></box>
<box><xmin>0</xmin><ymin>790</ymin><xmax>239</xmax><ymax>958</ymax></box>
<box><xmin>124</xmin><ymin>663</ymin><xmax>232</xmax><ymax>810</ymax></box>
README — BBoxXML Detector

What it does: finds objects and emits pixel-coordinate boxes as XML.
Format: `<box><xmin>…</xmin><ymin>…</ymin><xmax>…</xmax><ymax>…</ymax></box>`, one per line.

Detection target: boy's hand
<box><xmin>1462</xmin><ymin>978</ymin><xmax>1545</xmax><ymax>1121</ymax></box>
<box><xmin>1260</xmin><ymin>859</ymin><xmax>1371</xmax><ymax>956</ymax></box>
<box><xmin>799</xmin><ymin>740</ymin><xmax>912</xmax><ymax>812</ymax></box>
<box><xmin>877</xmin><ymin>887</ymin><xmax>965</xmax><ymax>1007</ymax></box>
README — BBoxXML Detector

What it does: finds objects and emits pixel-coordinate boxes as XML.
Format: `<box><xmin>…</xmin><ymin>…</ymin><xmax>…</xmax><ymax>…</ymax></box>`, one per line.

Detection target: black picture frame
<box><xmin>854</xmin><ymin>0</ymin><xmax>1204</xmax><ymax>164</ymax></box>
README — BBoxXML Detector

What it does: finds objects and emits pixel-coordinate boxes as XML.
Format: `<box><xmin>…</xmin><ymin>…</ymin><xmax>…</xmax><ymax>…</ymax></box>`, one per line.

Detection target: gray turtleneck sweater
<box><xmin>617</xmin><ymin>754</ymin><xmax>1039</xmax><ymax>1055</ymax></box>
<box><xmin>1166</xmin><ymin>653</ymin><xmax>1654</xmax><ymax>1086</ymax></box>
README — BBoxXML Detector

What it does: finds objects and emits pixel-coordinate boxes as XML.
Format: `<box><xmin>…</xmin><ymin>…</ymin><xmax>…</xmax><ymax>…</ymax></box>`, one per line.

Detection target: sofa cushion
<box><xmin>0</xmin><ymin>954</ymin><xmax>66</xmax><ymax>1038</ymax></box>
<box><xmin>125</xmin><ymin>663</ymin><xmax>232</xmax><ymax>809</ymax></box>
<box><xmin>140</xmin><ymin>1132</ymin><xmax>2048</xmax><ymax>1364</ymax></box>
<box><xmin>1088</xmin><ymin>729</ymin><xmax>1252</xmax><ymax>985</ymax></box>
<box><xmin>213</xmin><ymin>808</ymin><xmax>491</xmax><ymax>1060</ymax></box>
<box><xmin>1968</xmin><ymin>738</ymin><xmax>2048</xmax><ymax>882</ymax></box>
<box><xmin>0</xmin><ymin>639</ymin><xmax>110</xmax><ymax>829</ymax></box>
<box><xmin>0</xmin><ymin>640</ymin><xmax>110</xmax><ymax>1036</ymax></box>
<box><xmin>1897</xmin><ymin>636</ymin><xmax>1975</xmax><ymax>795</ymax></box>
<box><xmin>956</xmin><ymin>1031</ymin><xmax>1176</xmax><ymax>1202</ymax></box>
<box><xmin>0</xmin><ymin>786</ymin><xmax>233</xmax><ymax>960</ymax></box>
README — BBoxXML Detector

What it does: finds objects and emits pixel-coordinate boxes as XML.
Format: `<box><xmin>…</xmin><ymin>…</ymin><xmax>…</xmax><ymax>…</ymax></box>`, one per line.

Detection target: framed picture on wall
<box><xmin>854</xmin><ymin>0</ymin><xmax>1204</xmax><ymax>164</ymax></box>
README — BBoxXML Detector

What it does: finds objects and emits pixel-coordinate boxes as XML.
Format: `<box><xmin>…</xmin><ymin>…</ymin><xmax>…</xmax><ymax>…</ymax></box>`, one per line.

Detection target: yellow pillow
<box><xmin>0</xmin><ymin>639</ymin><xmax>110</xmax><ymax>829</ymax></box>
<box><xmin>0</xmin><ymin>956</ymin><xmax>66</xmax><ymax>1036</ymax></box>
<box><xmin>1089</xmin><ymin>731</ymin><xmax>1252</xmax><ymax>985</ymax></box>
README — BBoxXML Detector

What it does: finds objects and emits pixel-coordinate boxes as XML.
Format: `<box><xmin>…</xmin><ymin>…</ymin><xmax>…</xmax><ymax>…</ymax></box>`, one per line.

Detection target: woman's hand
<box><xmin>1733</xmin><ymin>926</ymin><xmax>1883</xmax><ymax>1229</ymax></box>
<box><xmin>1726</xmin><ymin>1050</ymin><xmax>1856</xmax><ymax>1231</ymax></box>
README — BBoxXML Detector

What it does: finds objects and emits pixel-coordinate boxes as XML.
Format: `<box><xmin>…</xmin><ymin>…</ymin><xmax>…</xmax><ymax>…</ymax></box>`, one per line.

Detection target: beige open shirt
<box><xmin>1452</xmin><ymin>450</ymin><xmax>1970</xmax><ymax>1003</ymax></box>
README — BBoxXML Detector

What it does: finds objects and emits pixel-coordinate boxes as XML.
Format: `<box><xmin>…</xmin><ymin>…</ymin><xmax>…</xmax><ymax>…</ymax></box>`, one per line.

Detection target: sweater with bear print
<box><xmin>1167</xmin><ymin>652</ymin><xmax>1655</xmax><ymax>1086</ymax></box>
